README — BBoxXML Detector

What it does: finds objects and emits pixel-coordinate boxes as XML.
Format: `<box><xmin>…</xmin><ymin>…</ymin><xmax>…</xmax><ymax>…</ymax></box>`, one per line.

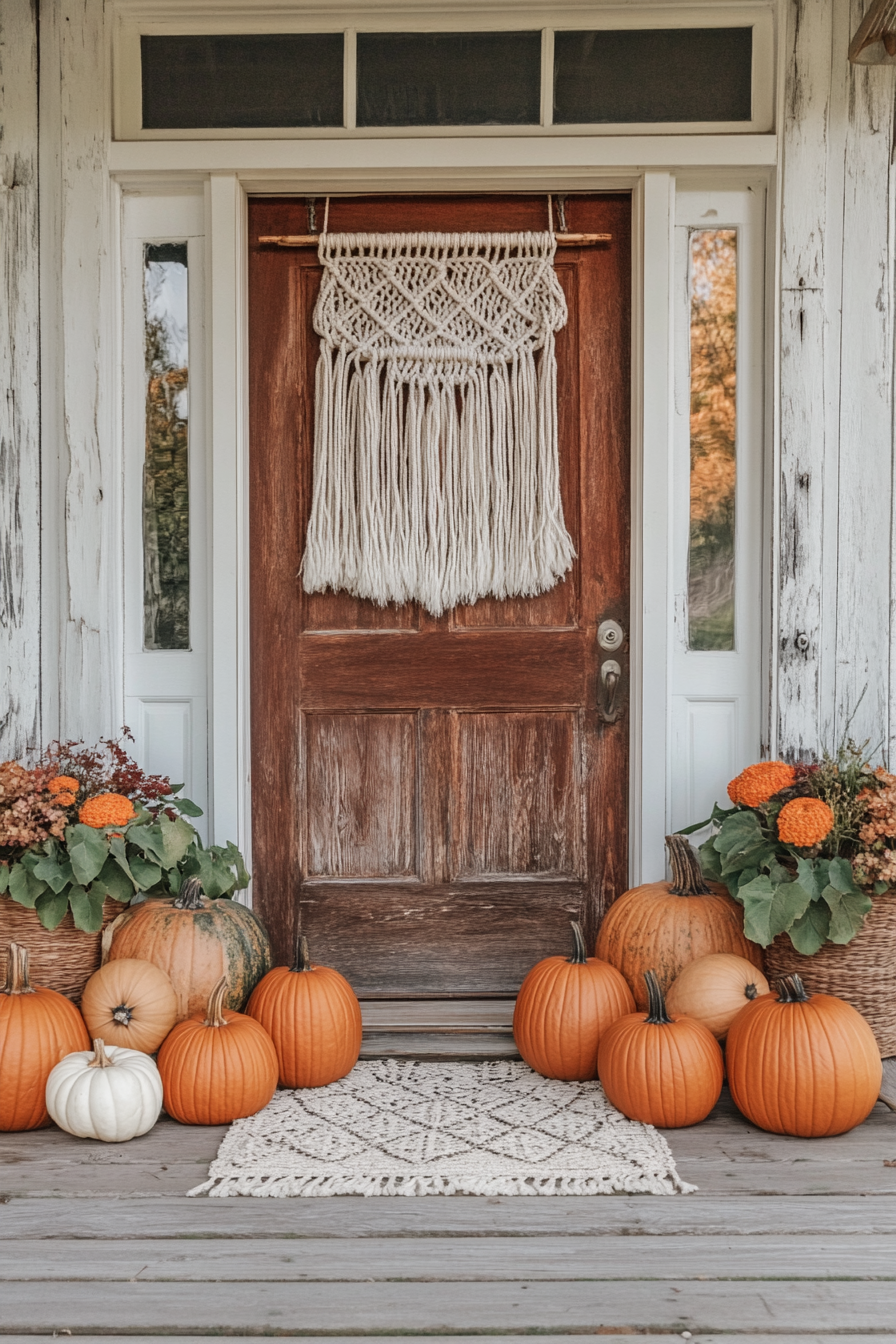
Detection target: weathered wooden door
<box><xmin>249</xmin><ymin>194</ymin><xmax>631</xmax><ymax>995</ymax></box>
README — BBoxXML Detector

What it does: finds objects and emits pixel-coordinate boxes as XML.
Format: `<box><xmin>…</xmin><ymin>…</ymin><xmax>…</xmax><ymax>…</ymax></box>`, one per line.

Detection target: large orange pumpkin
<box><xmin>80</xmin><ymin>956</ymin><xmax>178</xmax><ymax>1054</ymax></box>
<box><xmin>246</xmin><ymin>935</ymin><xmax>362</xmax><ymax>1088</ymax></box>
<box><xmin>597</xmin><ymin>970</ymin><xmax>724</xmax><ymax>1127</ymax></box>
<box><xmin>596</xmin><ymin>834</ymin><xmax>763</xmax><ymax>1009</ymax></box>
<box><xmin>108</xmin><ymin>878</ymin><xmax>272</xmax><ymax>1021</ymax></box>
<box><xmin>726</xmin><ymin>973</ymin><xmax>882</xmax><ymax>1137</ymax></box>
<box><xmin>0</xmin><ymin>943</ymin><xmax>90</xmax><ymax>1131</ymax></box>
<box><xmin>666</xmin><ymin>953</ymin><xmax>770</xmax><ymax>1041</ymax></box>
<box><xmin>157</xmin><ymin>976</ymin><xmax>278</xmax><ymax>1125</ymax></box>
<box><xmin>513</xmin><ymin>922</ymin><xmax>635</xmax><ymax>1081</ymax></box>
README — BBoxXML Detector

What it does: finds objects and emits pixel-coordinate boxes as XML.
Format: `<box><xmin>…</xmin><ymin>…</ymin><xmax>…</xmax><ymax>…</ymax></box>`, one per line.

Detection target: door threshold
<box><xmin>359</xmin><ymin>998</ymin><xmax>519</xmax><ymax>1060</ymax></box>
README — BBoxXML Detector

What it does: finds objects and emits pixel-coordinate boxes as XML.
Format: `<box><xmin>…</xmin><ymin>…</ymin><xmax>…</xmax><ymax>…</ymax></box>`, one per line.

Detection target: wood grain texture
<box><xmin>249</xmin><ymin>195</ymin><xmax>631</xmax><ymax>976</ymax></box>
<box><xmin>0</xmin><ymin>0</ymin><xmax>40</xmax><ymax>757</ymax></box>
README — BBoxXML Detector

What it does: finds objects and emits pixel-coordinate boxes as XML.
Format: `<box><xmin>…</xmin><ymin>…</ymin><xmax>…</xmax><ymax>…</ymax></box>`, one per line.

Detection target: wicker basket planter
<box><xmin>764</xmin><ymin>891</ymin><xmax>896</xmax><ymax>1057</ymax></box>
<box><xmin>0</xmin><ymin>895</ymin><xmax>128</xmax><ymax>1002</ymax></box>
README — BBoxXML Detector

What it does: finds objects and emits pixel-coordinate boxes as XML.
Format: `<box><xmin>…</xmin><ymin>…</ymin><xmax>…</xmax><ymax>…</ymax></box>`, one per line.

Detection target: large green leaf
<box><xmin>109</xmin><ymin>834</ymin><xmax>136</xmax><ymax>884</ymax></box>
<box><xmin>0</xmin><ymin>866</ymin><xmax>8</xmax><ymax>894</ymax></box>
<box><xmin>32</xmin><ymin>849</ymin><xmax>75</xmax><ymax>895</ymax></box>
<box><xmin>156</xmin><ymin>815</ymin><xmax>196</xmax><ymax>868</ymax></box>
<box><xmin>737</xmin><ymin>874</ymin><xmax>777</xmax><ymax>945</ymax></box>
<box><xmin>94</xmin><ymin>856</ymin><xmax>135</xmax><ymax>904</ymax></box>
<box><xmin>788</xmin><ymin>902</ymin><xmax>831</xmax><ymax>955</ymax></box>
<box><xmin>128</xmin><ymin>854</ymin><xmax>163</xmax><ymax>891</ymax></box>
<box><xmin>698</xmin><ymin>835</ymin><xmax>724</xmax><ymax>881</ymax></box>
<box><xmin>173</xmin><ymin>795</ymin><xmax>204</xmax><ymax>819</ymax></box>
<box><xmin>187</xmin><ymin>846</ymin><xmax>238</xmax><ymax>898</ymax></box>
<box><xmin>825</xmin><ymin>887</ymin><xmax>872</xmax><ymax>944</ymax></box>
<box><xmin>217</xmin><ymin>841</ymin><xmax>250</xmax><ymax>890</ymax></box>
<box><xmin>715</xmin><ymin>812</ymin><xmax>777</xmax><ymax>876</ymax></box>
<box><xmin>34</xmin><ymin>887</ymin><xmax>71</xmax><ymax>930</ymax></box>
<box><xmin>795</xmin><ymin>855</ymin><xmax>822</xmax><ymax>900</ymax></box>
<box><xmin>65</xmin><ymin>824</ymin><xmax>109</xmax><ymax>887</ymax></box>
<box><xmin>768</xmin><ymin>880</ymin><xmax>814</xmax><ymax>937</ymax></box>
<box><xmin>826</xmin><ymin>856</ymin><xmax>862</xmax><ymax>896</ymax></box>
<box><xmin>8</xmin><ymin>863</ymin><xmax>48</xmax><ymax>908</ymax></box>
<box><xmin>69</xmin><ymin>884</ymin><xmax>105</xmax><ymax>932</ymax></box>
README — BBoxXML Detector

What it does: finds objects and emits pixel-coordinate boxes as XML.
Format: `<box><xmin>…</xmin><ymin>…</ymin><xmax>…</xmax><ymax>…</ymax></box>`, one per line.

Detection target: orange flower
<box><xmin>48</xmin><ymin>775</ymin><xmax>79</xmax><ymax>795</ymax></box>
<box><xmin>53</xmin><ymin>792</ymin><xmax>76</xmax><ymax>808</ymax></box>
<box><xmin>777</xmin><ymin>797</ymin><xmax>834</xmax><ymax>848</ymax></box>
<box><xmin>728</xmin><ymin>761</ymin><xmax>796</xmax><ymax>807</ymax></box>
<box><xmin>78</xmin><ymin>793</ymin><xmax>136</xmax><ymax>829</ymax></box>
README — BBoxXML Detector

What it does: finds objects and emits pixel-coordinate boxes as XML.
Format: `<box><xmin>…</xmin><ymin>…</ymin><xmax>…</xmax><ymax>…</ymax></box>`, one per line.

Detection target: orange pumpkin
<box><xmin>666</xmin><ymin>953</ymin><xmax>770</xmax><ymax>1041</ymax></box>
<box><xmin>0</xmin><ymin>943</ymin><xmax>91</xmax><ymax>1131</ymax></box>
<box><xmin>597</xmin><ymin>970</ymin><xmax>724</xmax><ymax>1128</ymax></box>
<box><xmin>108</xmin><ymin>878</ymin><xmax>272</xmax><ymax>1020</ymax></box>
<box><xmin>726</xmin><ymin>973</ymin><xmax>882</xmax><ymax>1138</ymax></box>
<box><xmin>513</xmin><ymin>922</ymin><xmax>635</xmax><ymax>1081</ymax></box>
<box><xmin>80</xmin><ymin>956</ymin><xmax>178</xmax><ymax>1054</ymax></box>
<box><xmin>246</xmin><ymin>936</ymin><xmax>362</xmax><ymax>1088</ymax></box>
<box><xmin>596</xmin><ymin>834</ymin><xmax>763</xmax><ymax>1009</ymax></box>
<box><xmin>157</xmin><ymin>976</ymin><xmax>278</xmax><ymax>1125</ymax></box>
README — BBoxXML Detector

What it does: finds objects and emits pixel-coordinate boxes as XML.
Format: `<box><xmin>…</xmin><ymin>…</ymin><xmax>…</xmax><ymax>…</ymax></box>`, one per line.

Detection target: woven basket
<box><xmin>764</xmin><ymin>891</ymin><xmax>896</xmax><ymax>1057</ymax></box>
<box><xmin>0</xmin><ymin>895</ymin><xmax>129</xmax><ymax>1002</ymax></box>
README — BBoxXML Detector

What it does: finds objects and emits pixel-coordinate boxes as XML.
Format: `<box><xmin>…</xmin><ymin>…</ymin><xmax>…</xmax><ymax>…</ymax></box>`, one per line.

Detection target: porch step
<box><xmin>359</xmin><ymin>998</ymin><xmax>520</xmax><ymax>1060</ymax></box>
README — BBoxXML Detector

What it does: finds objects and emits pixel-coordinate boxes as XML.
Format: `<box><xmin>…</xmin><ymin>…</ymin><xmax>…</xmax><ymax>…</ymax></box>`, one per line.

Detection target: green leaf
<box><xmin>788</xmin><ymin>903</ymin><xmax>831</xmax><ymax>956</ymax></box>
<box><xmin>95</xmin><ymin>856</ymin><xmax>135</xmax><ymax>904</ymax></box>
<box><xmin>768</xmin><ymin>880</ymin><xmax>814</xmax><ymax>937</ymax></box>
<box><xmin>874</xmin><ymin>880</ymin><xmax>890</xmax><ymax>895</ymax></box>
<box><xmin>0</xmin><ymin>866</ymin><xmax>8</xmax><ymax>894</ymax></box>
<box><xmin>826</xmin><ymin>856</ymin><xmax>861</xmax><ymax>896</ymax></box>
<box><xmin>825</xmin><ymin>888</ymin><xmax>872</xmax><ymax>944</ymax></box>
<box><xmin>34</xmin><ymin>887</ymin><xmax>71</xmax><ymax>931</ymax></box>
<box><xmin>128</xmin><ymin>854</ymin><xmax>163</xmax><ymax>891</ymax></box>
<box><xmin>157</xmin><ymin>815</ymin><xmax>196</xmax><ymax>868</ymax></box>
<box><xmin>698</xmin><ymin>835</ymin><xmax>723</xmax><ymax>881</ymax></box>
<box><xmin>795</xmin><ymin>855</ymin><xmax>822</xmax><ymax>900</ymax></box>
<box><xmin>8</xmin><ymin>863</ymin><xmax>48</xmax><ymax>908</ymax></box>
<box><xmin>109</xmin><ymin>834</ymin><xmax>136</xmax><ymax>883</ymax></box>
<box><xmin>714</xmin><ymin>812</ymin><xmax>777</xmax><ymax>877</ymax></box>
<box><xmin>737</xmin><ymin>874</ymin><xmax>777</xmax><ymax>946</ymax></box>
<box><xmin>187</xmin><ymin>847</ymin><xmax>236</xmax><ymax>898</ymax></box>
<box><xmin>69</xmin><ymin>884</ymin><xmax>105</xmax><ymax>932</ymax></box>
<box><xmin>65</xmin><ymin>823</ymin><xmax>109</xmax><ymax>887</ymax></box>
<box><xmin>218</xmin><ymin>841</ymin><xmax>250</xmax><ymax>890</ymax></box>
<box><xmin>125</xmin><ymin>824</ymin><xmax>166</xmax><ymax>865</ymax></box>
<box><xmin>32</xmin><ymin>850</ymin><xmax>75</xmax><ymax>895</ymax></box>
<box><xmin>173</xmin><ymin>795</ymin><xmax>203</xmax><ymax>819</ymax></box>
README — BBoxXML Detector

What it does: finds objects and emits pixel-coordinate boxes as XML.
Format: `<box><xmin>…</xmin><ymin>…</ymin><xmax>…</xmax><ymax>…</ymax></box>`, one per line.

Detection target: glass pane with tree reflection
<box><xmin>143</xmin><ymin>242</ymin><xmax>189</xmax><ymax>650</ymax></box>
<box><xmin>688</xmin><ymin>229</ymin><xmax>737</xmax><ymax>651</ymax></box>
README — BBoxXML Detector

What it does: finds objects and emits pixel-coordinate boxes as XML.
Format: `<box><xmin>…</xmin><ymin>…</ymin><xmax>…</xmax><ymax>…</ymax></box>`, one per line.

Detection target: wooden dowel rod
<box><xmin>258</xmin><ymin>233</ymin><xmax>612</xmax><ymax>248</ymax></box>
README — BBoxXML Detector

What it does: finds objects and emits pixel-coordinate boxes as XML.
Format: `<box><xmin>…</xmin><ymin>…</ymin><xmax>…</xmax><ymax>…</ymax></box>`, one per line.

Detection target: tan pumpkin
<box><xmin>596</xmin><ymin>834</ymin><xmax>763</xmax><ymax>1009</ymax></box>
<box><xmin>80</xmin><ymin>948</ymin><xmax>178</xmax><ymax>1054</ymax></box>
<box><xmin>666</xmin><ymin>953</ymin><xmax>770</xmax><ymax>1041</ymax></box>
<box><xmin>107</xmin><ymin>878</ymin><xmax>272</xmax><ymax>1020</ymax></box>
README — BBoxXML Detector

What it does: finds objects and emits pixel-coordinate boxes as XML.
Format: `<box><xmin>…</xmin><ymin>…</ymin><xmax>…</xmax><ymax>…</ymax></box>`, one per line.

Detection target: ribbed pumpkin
<box><xmin>597</xmin><ymin>970</ymin><xmax>725</xmax><ymax>1128</ymax></box>
<box><xmin>80</xmin><ymin>952</ymin><xmax>178</xmax><ymax>1054</ymax></box>
<box><xmin>246</xmin><ymin>935</ymin><xmax>362</xmax><ymax>1088</ymax></box>
<box><xmin>666</xmin><ymin>953</ymin><xmax>770</xmax><ymax>1041</ymax></box>
<box><xmin>596</xmin><ymin>835</ymin><xmax>763</xmax><ymax>1009</ymax></box>
<box><xmin>157</xmin><ymin>976</ymin><xmax>279</xmax><ymax>1125</ymax></box>
<box><xmin>108</xmin><ymin>878</ymin><xmax>272</xmax><ymax>1021</ymax></box>
<box><xmin>726</xmin><ymin>973</ymin><xmax>882</xmax><ymax>1137</ymax></box>
<box><xmin>513</xmin><ymin>922</ymin><xmax>635</xmax><ymax>1081</ymax></box>
<box><xmin>0</xmin><ymin>943</ymin><xmax>90</xmax><ymax>1131</ymax></box>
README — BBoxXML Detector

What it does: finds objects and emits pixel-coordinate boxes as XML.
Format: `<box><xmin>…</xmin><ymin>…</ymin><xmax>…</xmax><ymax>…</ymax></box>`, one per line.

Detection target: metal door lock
<box><xmin>597</xmin><ymin>619</ymin><xmax>625</xmax><ymax>652</ymax></box>
<box><xmin>599</xmin><ymin>659</ymin><xmax>622</xmax><ymax>723</ymax></box>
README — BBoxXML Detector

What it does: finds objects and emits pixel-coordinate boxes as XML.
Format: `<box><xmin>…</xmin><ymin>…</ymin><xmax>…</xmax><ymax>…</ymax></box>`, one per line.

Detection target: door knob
<box><xmin>597</xmin><ymin>619</ymin><xmax>625</xmax><ymax>652</ymax></box>
<box><xmin>599</xmin><ymin>659</ymin><xmax>622</xmax><ymax>723</ymax></box>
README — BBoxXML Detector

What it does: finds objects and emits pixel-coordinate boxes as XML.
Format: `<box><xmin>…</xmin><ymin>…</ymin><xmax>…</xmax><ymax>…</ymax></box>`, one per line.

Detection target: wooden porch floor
<box><xmin>1</xmin><ymin>1069</ymin><xmax>895</xmax><ymax>1342</ymax></box>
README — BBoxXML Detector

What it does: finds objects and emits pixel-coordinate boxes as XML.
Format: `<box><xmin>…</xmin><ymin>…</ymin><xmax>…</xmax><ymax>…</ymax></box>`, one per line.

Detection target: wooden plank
<box><xmin>360</xmin><ymin>1000</ymin><xmax>515</xmax><ymax>1028</ymax></box>
<box><xmin>4</xmin><ymin>1278</ymin><xmax>896</xmax><ymax>1333</ymax></box>
<box><xmin>3</xmin><ymin>1194</ymin><xmax>896</xmax><ymax>1240</ymax></box>
<box><xmin>0</xmin><ymin>0</ymin><xmax>41</xmax><ymax>757</ymax></box>
<box><xmin>359</xmin><ymin>1032</ymin><xmax>520</xmax><ymax>1059</ymax></box>
<box><xmin>1</xmin><ymin>1234</ymin><xmax>893</xmax><ymax>1282</ymax></box>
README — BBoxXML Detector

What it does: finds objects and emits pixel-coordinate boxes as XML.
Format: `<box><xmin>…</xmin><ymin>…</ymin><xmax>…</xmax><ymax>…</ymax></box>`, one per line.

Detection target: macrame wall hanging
<box><xmin>299</xmin><ymin>200</ymin><xmax>575</xmax><ymax>617</ymax></box>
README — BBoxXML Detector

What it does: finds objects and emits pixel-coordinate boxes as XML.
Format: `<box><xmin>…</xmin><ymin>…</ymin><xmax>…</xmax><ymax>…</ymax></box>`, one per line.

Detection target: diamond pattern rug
<box><xmin>189</xmin><ymin>1059</ymin><xmax>695</xmax><ymax>1197</ymax></box>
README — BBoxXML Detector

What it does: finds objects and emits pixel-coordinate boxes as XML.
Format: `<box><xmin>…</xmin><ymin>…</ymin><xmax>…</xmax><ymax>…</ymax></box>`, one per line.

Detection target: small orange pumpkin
<box><xmin>246</xmin><ymin>936</ymin><xmax>362</xmax><ymax>1088</ymax></box>
<box><xmin>666</xmin><ymin>953</ymin><xmax>770</xmax><ymax>1041</ymax></box>
<box><xmin>513</xmin><ymin>922</ymin><xmax>635</xmax><ymax>1081</ymax></box>
<box><xmin>597</xmin><ymin>970</ymin><xmax>724</xmax><ymax>1127</ymax></box>
<box><xmin>0</xmin><ymin>943</ymin><xmax>91</xmax><ymax>1131</ymax></box>
<box><xmin>157</xmin><ymin>976</ymin><xmax>278</xmax><ymax>1125</ymax></box>
<box><xmin>726</xmin><ymin>973</ymin><xmax>882</xmax><ymax>1137</ymax></box>
<box><xmin>80</xmin><ymin>953</ymin><xmax>178</xmax><ymax>1054</ymax></box>
<box><xmin>596</xmin><ymin>834</ymin><xmax>763</xmax><ymax>1009</ymax></box>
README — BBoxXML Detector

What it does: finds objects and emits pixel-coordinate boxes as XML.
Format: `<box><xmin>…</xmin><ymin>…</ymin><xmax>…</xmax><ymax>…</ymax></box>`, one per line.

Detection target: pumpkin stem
<box><xmin>204</xmin><ymin>976</ymin><xmax>230</xmax><ymax>1027</ymax></box>
<box><xmin>568</xmin><ymin>921</ymin><xmax>588</xmax><ymax>964</ymax></box>
<box><xmin>174</xmin><ymin>877</ymin><xmax>205</xmax><ymax>910</ymax></box>
<box><xmin>776</xmin><ymin>973</ymin><xmax>811</xmax><ymax>1004</ymax></box>
<box><xmin>88</xmin><ymin>1038</ymin><xmax>114</xmax><ymax>1069</ymax></box>
<box><xmin>745</xmin><ymin>982</ymin><xmax>759</xmax><ymax>1001</ymax></box>
<box><xmin>112</xmin><ymin>1003</ymin><xmax>134</xmax><ymax>1025</ymax></box>
<box><xmin>1</xmin><ymin>943</ymin><xmax>34</xmax><ymax>996</ymax></box>
<box><xmin>643</xmin><ymin>970</ymin><xmax>674</xmax><ymax>1025</ymax></box>
<box><xmin>291</xmin><ymin>934</ymin><xmax>312</xmax><ymax>973</ymax></box>
<box><xmin>666</xmin><ymin>834</ymin><xmax>712</xmax><ymax>896</ymax></box>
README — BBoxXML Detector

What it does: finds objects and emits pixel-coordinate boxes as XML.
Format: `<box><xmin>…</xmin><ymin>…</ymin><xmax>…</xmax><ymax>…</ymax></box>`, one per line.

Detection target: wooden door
<box><xmin>249</xmin><ymin>194</ymin><xmax>631</xmax><ymax>995</ymax></box>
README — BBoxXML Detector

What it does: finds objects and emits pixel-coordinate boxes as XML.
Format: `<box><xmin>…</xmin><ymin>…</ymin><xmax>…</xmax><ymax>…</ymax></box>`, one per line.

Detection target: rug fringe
<box><xmin>189</xmin><ymin>1170</ymin><xmax>697</xmax><ymax>1199</ymax></box>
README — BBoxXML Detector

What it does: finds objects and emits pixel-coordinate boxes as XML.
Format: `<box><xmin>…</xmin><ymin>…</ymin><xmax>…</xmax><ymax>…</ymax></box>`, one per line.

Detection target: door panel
<box><xmin>249</xmin><ymin>194</ymin><xmax>631</xmax><ymax>991</ymax></box>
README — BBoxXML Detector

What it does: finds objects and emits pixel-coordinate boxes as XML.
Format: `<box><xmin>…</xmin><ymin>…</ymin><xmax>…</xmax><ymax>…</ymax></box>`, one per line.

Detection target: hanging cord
<box><xmin>323</xmin><ymin>196</ymin><xmax>331</xmax><ymax>236</ymax></box>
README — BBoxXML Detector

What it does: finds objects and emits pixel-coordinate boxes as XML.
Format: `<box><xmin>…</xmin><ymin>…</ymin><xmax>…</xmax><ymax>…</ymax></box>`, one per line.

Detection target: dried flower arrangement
<box><xmin>685</xmin><ymin>743</ymin><xmax>895</xmax><ymax>955</ymax></box>
<box><xmin>0</xmin><ymin>730</ymin><xmax>248</xmax><ymax>932</ymax></box>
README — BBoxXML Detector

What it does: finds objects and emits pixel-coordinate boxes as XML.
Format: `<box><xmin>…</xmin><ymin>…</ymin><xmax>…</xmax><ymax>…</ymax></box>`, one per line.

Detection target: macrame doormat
<box><xmin>189</xmin><ymin>1060</ymin><xmax>695</xmax><ymax>1198</ymax></box>
<box><xmin>302</xmin><ymin>232</ymin><xmax>575</xmax><ymax>616</ymax></box>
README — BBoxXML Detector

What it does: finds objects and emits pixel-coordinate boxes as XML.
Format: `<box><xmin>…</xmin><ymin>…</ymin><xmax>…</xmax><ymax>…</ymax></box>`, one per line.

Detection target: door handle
<box><xmin>599</xmin><ymin>659</ymin><xmax>622</xmax><ymax>723</ymax></box>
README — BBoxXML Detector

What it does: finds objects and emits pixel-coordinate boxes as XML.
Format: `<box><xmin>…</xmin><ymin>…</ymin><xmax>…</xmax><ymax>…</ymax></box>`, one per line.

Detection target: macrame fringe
<box><xmin>189</xmin><ymin>1169</ymin><xmax>696</xmax><ymax>1199</ymax></box>
<box><xmin>302</xmin><ymin>231</ymin><xmax>575</xmax><ymax>617</ymax></box>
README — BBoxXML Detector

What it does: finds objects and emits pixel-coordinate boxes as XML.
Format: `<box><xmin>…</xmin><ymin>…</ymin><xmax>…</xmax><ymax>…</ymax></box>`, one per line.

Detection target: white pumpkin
<box><xmin>46</xmin><ymin>1038</ymin><xmax>163</xmax><ymax>1142</ymax></box>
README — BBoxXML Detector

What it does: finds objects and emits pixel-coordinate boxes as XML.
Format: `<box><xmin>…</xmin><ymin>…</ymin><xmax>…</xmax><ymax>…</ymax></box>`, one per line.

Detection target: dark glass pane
<box><xmin>144</xmin><ymin>242</ymin><xmax>190</xmax><ymax>651</ymax></box>
<box><xmin>141</xmin><ymin>34</ymin><xmax>344</xmax><ymax>129</ymax></box>
<box><xmin>688</xmin><ymin>231</ymin><xmax>737</xmax><ymax>651</ymax></box>
<box><xmin>357</xmin><ymin>31</ymin><xmax>541</xmax><ymax>126</ymax></box>
<box><xmin>554</xmin><ymin>27</ymin><xmax>752</xmax><ymax>124</ymax></box>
